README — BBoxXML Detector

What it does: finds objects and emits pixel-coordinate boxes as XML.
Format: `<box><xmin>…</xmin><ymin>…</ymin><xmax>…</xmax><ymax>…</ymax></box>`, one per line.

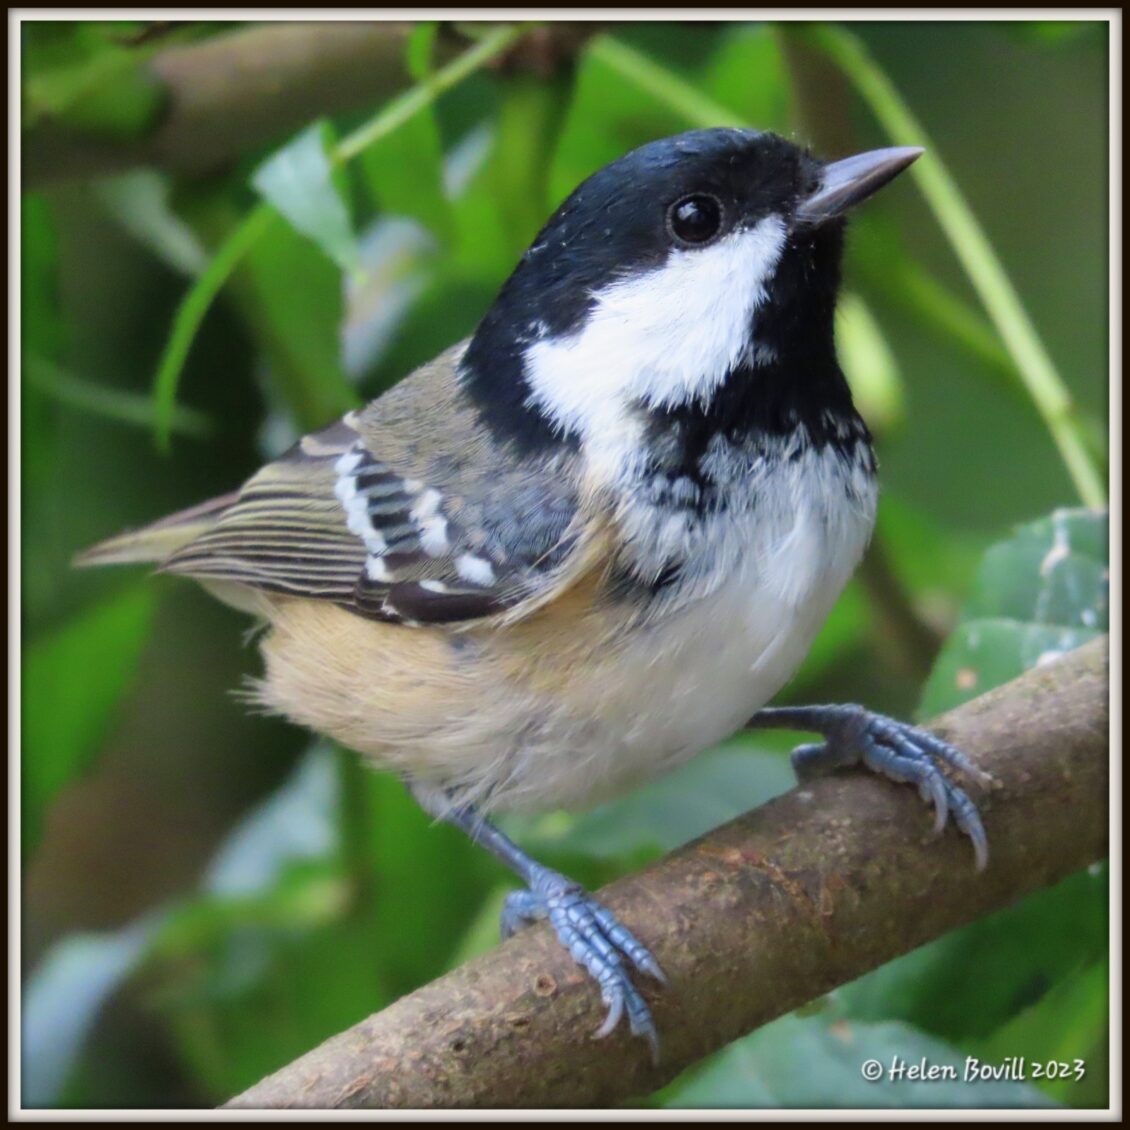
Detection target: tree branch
<box><xmin>225</xmin><ymin>638</ymin><xmax>1108</xmax><ymax>1109</ymax></box>
<box><xmin>22</xmin><ymin>21</ymin><xmax>597</xmax><ymax>187</ymax></box>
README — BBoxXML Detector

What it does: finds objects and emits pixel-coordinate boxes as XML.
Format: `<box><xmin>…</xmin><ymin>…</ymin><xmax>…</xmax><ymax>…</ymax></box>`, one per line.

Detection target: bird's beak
<box><xmin>794</xmin><ymin>146</ymin><xmax>924</xmax><ymax>226</ymax></box>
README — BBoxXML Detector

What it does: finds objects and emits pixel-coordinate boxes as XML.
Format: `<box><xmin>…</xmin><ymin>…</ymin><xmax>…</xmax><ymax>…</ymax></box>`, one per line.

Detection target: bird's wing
<box><xmin>162</xmin><ymin>362</ymin><xmax>587</xmax><ymax>626</ymax></box>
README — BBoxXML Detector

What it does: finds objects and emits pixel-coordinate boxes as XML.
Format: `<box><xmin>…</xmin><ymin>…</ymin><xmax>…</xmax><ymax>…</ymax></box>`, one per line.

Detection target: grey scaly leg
<box><xmin>747</xmin><ymin>704</ymin><xmax>992</xmax><ymax>871</ymax></box>
<box><xmin>411</xmin><ymin>788</ymin><xmax>666</xmax><ymax>1061</ymax></box>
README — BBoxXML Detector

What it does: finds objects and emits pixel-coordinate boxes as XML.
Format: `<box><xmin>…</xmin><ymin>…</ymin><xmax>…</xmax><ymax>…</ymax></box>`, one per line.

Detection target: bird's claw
<box><xmin>502</xmin><ymin>870</ymin><xmax>665</xmax><ymax>1063</ymax></box>
<box><xmin>788</xmin><ymin>706</ymin><xmax>991</xmax><ymax>871</ymax></box>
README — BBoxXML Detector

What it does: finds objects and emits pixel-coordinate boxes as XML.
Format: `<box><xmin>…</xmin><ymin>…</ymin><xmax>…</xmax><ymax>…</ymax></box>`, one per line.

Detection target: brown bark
<box><xmin>225</xmin><ymin>638</ymin><xmax>1108</xmax><ymax>1109</ymax></box>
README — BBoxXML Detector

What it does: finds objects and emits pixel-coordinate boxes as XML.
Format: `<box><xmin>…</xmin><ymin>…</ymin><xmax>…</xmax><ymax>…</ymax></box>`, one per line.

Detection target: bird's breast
<box><xmin>491</xmin><ymin>439</ymin><xmax>879</xmax><ymax>809</ymax></box>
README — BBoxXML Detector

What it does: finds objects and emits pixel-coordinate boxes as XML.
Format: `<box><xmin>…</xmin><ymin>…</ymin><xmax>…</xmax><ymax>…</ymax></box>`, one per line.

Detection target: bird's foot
<box><xmin>502</xmin><ymin>866</ymin><xmax>666</xmax><ymax>1063</ymax></box>
<box><xmin>750</xmin><ymin>704</ymin><xmax>992</xmax><ymax>871</ymax></box>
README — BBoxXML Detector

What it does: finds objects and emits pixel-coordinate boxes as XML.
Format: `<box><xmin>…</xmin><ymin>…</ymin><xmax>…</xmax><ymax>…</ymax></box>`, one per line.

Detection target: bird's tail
<box><xmin>73</xmin><ymin>491</ymin><xmax>240</xmax><ymax>568</ymax></box>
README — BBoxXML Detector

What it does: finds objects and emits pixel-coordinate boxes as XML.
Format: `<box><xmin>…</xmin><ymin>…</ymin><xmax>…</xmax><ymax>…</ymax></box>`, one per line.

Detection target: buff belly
<box><xmin>254</xmin><ymin>497</ymin><xmax>865</xmax><ymax>814</ymax></box>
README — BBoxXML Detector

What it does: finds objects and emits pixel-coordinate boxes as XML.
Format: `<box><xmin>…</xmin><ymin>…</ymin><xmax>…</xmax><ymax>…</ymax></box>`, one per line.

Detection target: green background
<box><xmin>20</xmin><ymin>19</ymin><xmax>1109</xmax><ymax>1110</ymax></box>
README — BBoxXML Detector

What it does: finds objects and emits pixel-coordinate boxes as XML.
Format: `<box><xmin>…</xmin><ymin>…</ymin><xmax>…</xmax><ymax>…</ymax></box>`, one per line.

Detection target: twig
<box><xmin>224</xmin><ymin>638</ymin><xmax>1108</xmax><ymax>1109</ymax></box>
<box><xmin>25</xmin><ymin>23</ymin><xmax>419</xmax><ymax>184</ymax></box>
<box><xmin>22</xmin><ymin>21</ymin><xmax>598</xmax><ymax>186</ymax></box>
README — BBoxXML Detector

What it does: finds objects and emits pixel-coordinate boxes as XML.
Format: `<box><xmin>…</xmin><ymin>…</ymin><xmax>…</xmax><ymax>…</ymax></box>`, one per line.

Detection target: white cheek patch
<box><xmin>522</xmin><ymin>216</ymin><xmax>788</xmax><ymax>456</ymax></box>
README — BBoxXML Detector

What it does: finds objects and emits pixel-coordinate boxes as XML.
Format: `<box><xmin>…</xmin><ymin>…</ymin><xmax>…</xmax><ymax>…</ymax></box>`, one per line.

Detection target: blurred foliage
<box><xmin>660</xmin><ymin>1010</ymin><xmax>1057</xmax><ymax>1108</ymax></box>
<box><xmin>22</xmin><ymin>22</ymin><xmax>167</xmax><ymax>137</ymax></box>
<box><xmin>19</xmin><ymin>17</ymin><xmax>1109</xmax><ymax>1111</ymax></box>
<box><xmin>22</xmin><ymin>587</ymin><xmax>154</xmax><ymax>857</ymax></box>
<box><xmin>921</xmin><ymin>509</ymin><xmax>1108</xmax><ymax>717</ymax></box>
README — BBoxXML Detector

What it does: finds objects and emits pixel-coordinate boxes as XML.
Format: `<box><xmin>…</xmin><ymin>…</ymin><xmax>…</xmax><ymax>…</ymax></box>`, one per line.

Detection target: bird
<box><xmin>77</xmin><ymin>126</ymin><xmax>990</xmax><ymax>1061</ymax></box>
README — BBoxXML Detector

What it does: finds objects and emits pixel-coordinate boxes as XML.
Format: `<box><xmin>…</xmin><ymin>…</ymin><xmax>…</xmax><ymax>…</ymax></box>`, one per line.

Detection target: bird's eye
<box><xmin>666</xmin><ymin>194</ymin><xmax>724</xmax><ymax>246</ymax></box>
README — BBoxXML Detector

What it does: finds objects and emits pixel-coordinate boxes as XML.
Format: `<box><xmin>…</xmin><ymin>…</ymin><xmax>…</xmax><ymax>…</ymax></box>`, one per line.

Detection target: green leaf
<box><xmin>146</xmin><ymin>748</ymin><xmax>349</xmax><ymax>969</ymax></box>
<box><xmin>159</xmin><ymin>907</ymin><xmax>385</xmax><ymax>1101</ymax></box>
<box><xmin>925</xmin><ymin>619</ymin><xmax>1102</xmax><ymax>718</ymax></box>
<box><xmin>874</xmin><ymin>494</ymin><xmax>986</xmax><ymax>602</ymax></box>
<box><xmin>361</xmin><ymin>771</ymin><xmax>497</xmax><ymax>996</ymax></box>
<box><xmin>93</xmin><ymin>170</ymin><xmax>208</xmax><ymax>277</ymax></box>
<box><xmin>23</xmin><ymin>22</ymin><xmax>166</xmax><ymax>138</ymax></box>
<box><xmin>136</xmin><ymin>749</ymin><xmax>492</xmax><ymax>1099</ymax></box>
<box><xmin>406</xmin><ymin>22</ymin><xmax>439</xmax><ymax>82</ymax></box>
<box><xmin>253</xmin><ymin>122</ymin><xmax>362</xmax><ymax>276</ymax></box>
<box><xmin>698</xmin><ymin>23</ymin><xmax>791</xmax><ymax>130</ymax></box>
<box><xmin>151</xmin><ymin>204</ymin><xmax>276</xmax><ymax>451</ymax></box>
<box><xmin>21</xmin><ymin>193</ymin><xmax>63</xmax><ymax>358</ymax></box>
<box><xmin>23</xmin><ymin>912</ymin><xmax>166</xmax><ymax>1107</ymax></box>
<box><xmin>850</xmin><ymin>212</ymin><xmax>1017</xmax><ymax>382</ymax></box>
<box><xmin>514</xmin><ymin>734</ymin><xmax>796</xmax><ymax>862</ymax></box>
<box><xmin>202</xmin><ymin>746</ymin><xmax>339</xmax><ymax>897</ymax></box>
<box><xmin>335</xmin><ymin>23</ymin><xmax>526</xmax><ymax>165</ymax></box>
<box><xmin>166</xmin><ymin>923</ymin><xmax>380</xmax><ymax>1099</ymax></box>
<box><xmin>587</xmin><ymin>35</ymin><xmax>745</xmax><ymax>132</ymax></box>
<box><xmin>230</xmin><ymin>213</ymin><xmax>360</xmax><ymax>432</ymax></box>
<box><xmin>962</xmin><ymin>509</ymin><xmax>1108</xmax><ymax>628</ymax></box>
<box><xmin>22</xmin><ymin>587</ymin><xmax>155</xmax><ymax>857</ymax></box>
<box><xmin>486</xmin><ymin>70</ymin><xmax>574</xmax><ymax>259</ymax></box>
<box><xmin>357</xmin><ymin>95</ymin><xmax>452</xmax><ymax>244</ymax></box>
<box><xmin>21</xmin><ymin>193</ymin><xmax>65</xmax><ymax>505</ymax></box>
<box><xmin>357</xmin><ymin>23</ymin><xmax>454</xmax><ymax>242</ymax></box>
<box><xmin>839</xmin><ymin>866</ymin><xmax>1107</xmax><ymax>1046</ymax></box>
<box><xmin>662</xmin><ymin>1010</ymin><xmax>1056</xmax><ymax>1108</ymax></box>
<box><xmin>971</xmin><ymin>957</ymin><xmax>1108</xmax><ymax>1107</ymax></box>
<box><xmin>920</xmin><ymin>508</ymin><xmax>1107</xmax><ymax>717</ymax></box>
<box><xmin>550</xmin><ymin>38</ymin><xmax>705</xmax><ymax>207</ymax></box>
<box><xmin>445</xmin><ymin>148</ymin><xmax>523</xmax><ymax>284</ymax></box>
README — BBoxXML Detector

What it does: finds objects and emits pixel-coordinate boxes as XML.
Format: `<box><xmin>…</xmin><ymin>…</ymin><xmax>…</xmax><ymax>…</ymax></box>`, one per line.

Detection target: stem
<box><xmin>588</xmin><ymin>36</ymin><xmax>744</xmax><ymax>129</ymax></box>
<box><xmin>805</xmin><ymin>25</ymin><xmax>1106</xmax><ymax>509</ymax></box>
<box><xmin>335</xmin><ymin>24</ymin><xmax>529</xmax><ymax>163</ymax></box>
<box><xmin>25</xmin><ymin>354</ymin><xmax>212</xmax><ymax>438</ymax></box>
<box><xmin>152</xmin><ymin>204</ymin><xmax>275</xmax><ymax>451</ymax></box>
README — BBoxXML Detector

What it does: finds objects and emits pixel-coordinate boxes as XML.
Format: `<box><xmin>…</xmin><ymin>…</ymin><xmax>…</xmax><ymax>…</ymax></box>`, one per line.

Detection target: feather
<box><xmin>78</xmin><ymin>343</ymin><xmax>586</xmax><ymax>628</ymax></box>
<box><xmin>73</xmin><ymin>491</ymin><xmax>239</xmax><ymax>567</ymax></box>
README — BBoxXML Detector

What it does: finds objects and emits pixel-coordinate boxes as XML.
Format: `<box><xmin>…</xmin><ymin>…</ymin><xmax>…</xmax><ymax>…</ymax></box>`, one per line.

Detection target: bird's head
<box><xmin>461</xmin><ymin>128</ymin><xmax>921</xmax><ymax>463</ymax></box>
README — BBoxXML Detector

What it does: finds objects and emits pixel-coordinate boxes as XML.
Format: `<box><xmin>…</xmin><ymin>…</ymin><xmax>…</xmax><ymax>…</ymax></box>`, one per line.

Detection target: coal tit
<box><xmin>79</xmin><ymin>128</ymin><xmax>990</xmax><ymax>1059</ymax></box>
